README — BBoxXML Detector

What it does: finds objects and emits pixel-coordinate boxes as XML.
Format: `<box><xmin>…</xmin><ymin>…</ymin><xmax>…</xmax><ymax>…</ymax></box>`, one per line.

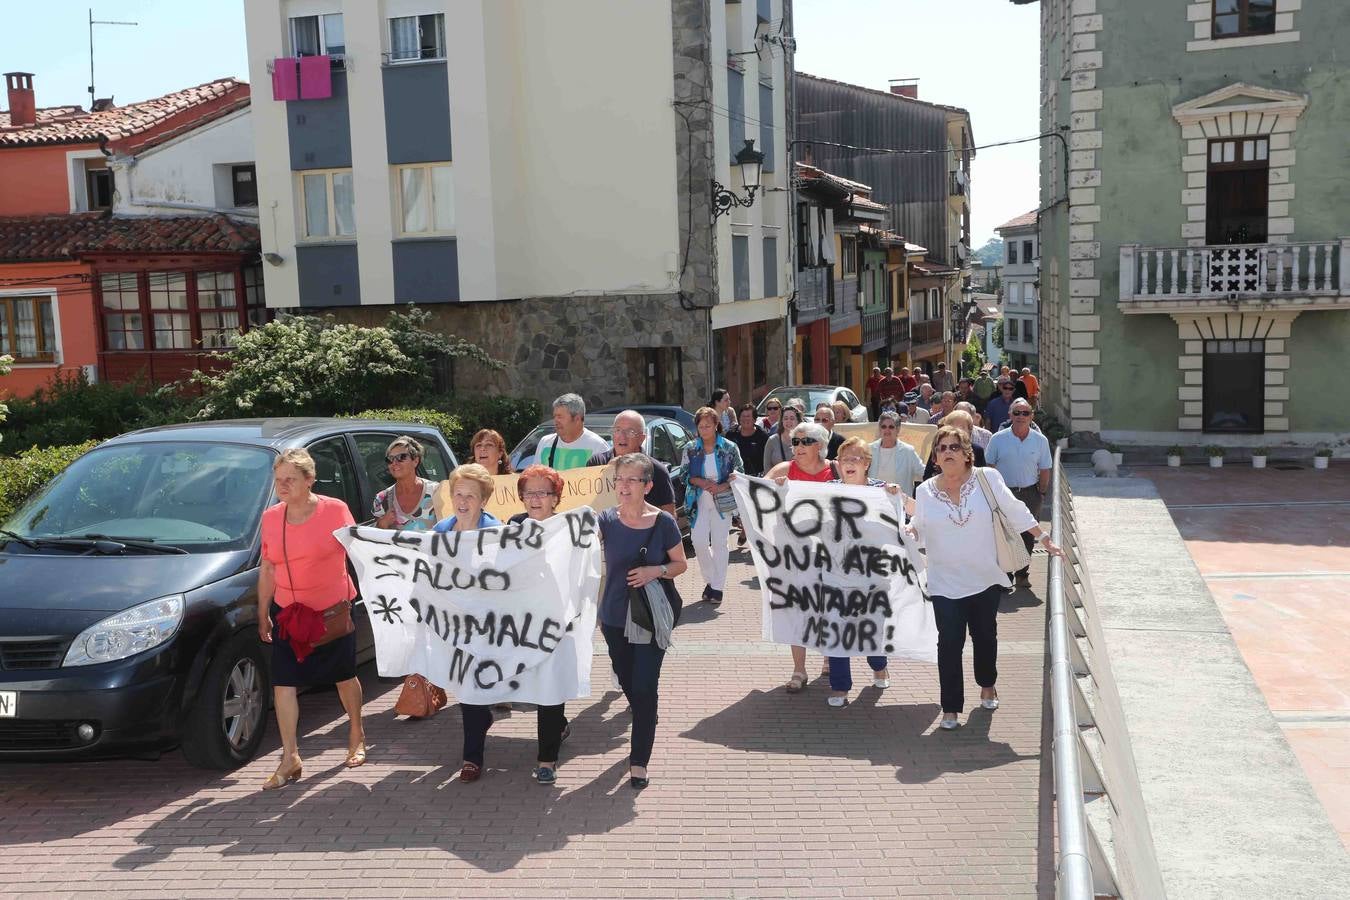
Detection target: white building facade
<box><xmin>996</xmin><ymin>210</ymin><xmax>1039</xmax><ymax>368</ymax></box>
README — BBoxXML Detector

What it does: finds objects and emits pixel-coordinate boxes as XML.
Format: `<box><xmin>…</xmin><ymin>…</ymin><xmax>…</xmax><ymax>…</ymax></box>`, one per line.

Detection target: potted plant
<box><xmin>1252</xmin><ymin>448</ymin><xmax>1267</xmax><ymax>469</ymax></box>
<box><xmin>1206</xmin><ymin>445</ymin><xmax>1225</xmax><ymax>468</ymax></box>
<box><xmin>1314</xmin><ymin>447</ymin><xmax>1332</xmax><ymax>470</ymax></box>
<box><xmin>1167</xmin><ymin>445</ymin><xmax>1183</xmax><ymax>468</ymax></box>
<box><xmin>1107</xmin><ymin>442</ymin><xmax>1124</xmax><ymax>466</ymax></box>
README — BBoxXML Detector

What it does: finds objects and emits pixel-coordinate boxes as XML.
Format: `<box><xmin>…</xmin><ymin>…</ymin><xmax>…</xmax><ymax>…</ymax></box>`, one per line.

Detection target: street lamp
<box><xmin>712</xmin><ymin>139</ymin><xmax>766</xmax><ymax>222</ymax></box>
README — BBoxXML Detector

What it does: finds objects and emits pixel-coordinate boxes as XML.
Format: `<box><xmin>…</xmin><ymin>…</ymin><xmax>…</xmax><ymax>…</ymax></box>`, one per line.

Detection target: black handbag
<box><xmin>626</xmin><ymin>523</ymin><xmax>683</xmax><ymax>630</ymax></box>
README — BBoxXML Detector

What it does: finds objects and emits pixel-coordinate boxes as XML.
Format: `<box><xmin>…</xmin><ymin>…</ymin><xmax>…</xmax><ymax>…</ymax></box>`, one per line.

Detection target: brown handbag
<box><xmin>283</xmin><ymin>513</ymin><xmax>356</xmax><ymax>648</ymax></box>
<box><xmin>394</xmin><ymin>674</ymin><xmax>449</xmax><ymax>718</ymax></box>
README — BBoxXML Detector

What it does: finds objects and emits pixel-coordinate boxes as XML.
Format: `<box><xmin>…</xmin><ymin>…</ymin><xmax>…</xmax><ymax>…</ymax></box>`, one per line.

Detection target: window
<box><xmin>1026</xmin><ymin>283</ymin><xmax>1037</xmax><ymax>305</ymax></box>
<box><xmin>352</xmin><ymin>432</ymin><xmax>449</xmax><ymax>505</ymax></box>
<box><xmin>1024</xmin><ymin>317</ymin><xmax>1035</xmax><ymax>344</ymax></box>
<box><xmin>928</xmin><ymin>288</ymin><xmax>941</xmax><ymax>320</ymax></box>
<box><xmin>753</xmin><ymin>327</ymin><xmax>768</xmax><ymax>386</ymax></box>
<box><xmin>196</xmin><ymin>272</ymin><xmax>241</xmax><ymax>349</ymax></box>
<box><xmin>147</xmin><ymin>272</ymin><xmax>191</xmax><ymax>350</ymax></box>
<box><xmin>100</xmin><ymin>273</ymin><xmax>144</xmax><ymax>350</ymax></box>
<box><xmin>1203</xmin><ymin>339</ymin><xmax>1265</xmax><ymax>433</ymax></box>
<box><xmin>1207</xmin><ymin>137</ymin><xmax>1268</xmax><ymax>244</ymax></box>
<box><xmin>732</xmin><ymin>235</ymin><xmax>750</xmax><ymax>300</ymax></box>
<box><xmin>1007</xmin><ymin>242</ymin><xmax>1018</xmax><ymax>264</ymax></box>
<box><xmin>397</xmin><ymin>163</ymin><xmax>454</xmax><ymax>235</ymax></box>
<box><xmin>290</xmin><ymin>13</ymin><xmax>345</xmax><ymax>57</ymax></box>
<box><xmin>0</xmin><ymin>296</ymin><xmax>57</xmax><ymax>363</ymax></box>
<box><xmin>1212</xmin><ymin>0</ymin><xmax>1275</xmax><ymax>39</ymax></box>
<box><xmin>231</xmin><ymin>165</ymin><xmax>257</xmax><ymax>207</ymax></box>
<box><xmin>728</xmin><ymin>69</ymin><xmax>746</xmax><ymax>164</ymax></box>
<box><xmin>841</xmin><ymin>236</ymin><xmax>857</xmax><ymax>276</ymax></box>
<box><xmin>86</xmin><ymin>167</ymin><xmax>113</xmax><ymax>211</ymax></box>
<box><xmin>1007</xmin><ymin>318</ymin><xmax>1020</xmax><ymax>342</ymax></box>
<box><xmin>300</xmin><ymin>169</ymin><xmax>356</xmax><ymax>239</ymax></box>
<box><xmin>389</xmin><ymin>14</ymin><xmax>445</xmax><ymax>62</ymax></box>
<box><xmin>306</xmin><ymin>436</ymin><xmax>362</xmax><ymax>521</ymax></box>
<box><xmin>759</xmin><ymin>83</ymin><xmax>775</xmax><ymax>173</ymax></box>
<box><xmin>1023</xmin><ymin>239</ymin><xmax>1034</xmax><ymax>262</ymax></box>
<box><xmin>762</xmin><ymin>235</ymin><xmax>778</xmax><ymax>297</ymax></box>
<box><xmin>243</xmin><ymin>265</ymin><xmax>268</xmax><ymax>328</ymax></box>
<box><xmin>1008</xmin><ymin>282</ymin><xmax>1021</xmax><ymax>305</ymax></box>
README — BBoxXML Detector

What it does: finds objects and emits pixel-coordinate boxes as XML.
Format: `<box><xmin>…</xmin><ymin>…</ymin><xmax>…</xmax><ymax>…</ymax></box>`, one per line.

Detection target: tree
<box><xmin>991</xmin><ymin>321</ymin><xmax>1005</xmax><ymax>352</ymax></box>
<box><xmin>188</xmin><ymin>307</ymin><xmax>501</xmax><ymax>419</ymax></box>
<box><xmin>961</xmin><ymin>332</ymin><xmax>985</xmax><ymax>377</ymax></box>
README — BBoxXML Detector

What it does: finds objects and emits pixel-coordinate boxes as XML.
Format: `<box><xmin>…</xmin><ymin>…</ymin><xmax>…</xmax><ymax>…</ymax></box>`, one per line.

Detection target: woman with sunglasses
<box><xmin>762</xmin><ymin>402</ymin><xmax>804</xmax><ymax>470</ymax></box>
<box><xmin>763</xmin><ymin>420</ymin><xmax>837</xmax><ymax>693</ymax></box>
<box><xmin>922</xmin><ymin>409</ymin><xmax>986</xmax><ymax>480</ymax></box>
<box><xmin>908</xmin><ymin>426</ymin><xmax>1063</xmax><ymax>731</ymax></box>
<box><xmin>469</xmin><ymin>428</ymin><xmax>515</xmax><ymax>476</ymax></box>
<box><xmin>759</xmin><ymin>398</ymin><xmax>783</xmax><ymax>434</ymax></box>
<box><xmin>373</xmin><ymin>436</ymin><xmax>440</xmax><ymax>531</ymax></box>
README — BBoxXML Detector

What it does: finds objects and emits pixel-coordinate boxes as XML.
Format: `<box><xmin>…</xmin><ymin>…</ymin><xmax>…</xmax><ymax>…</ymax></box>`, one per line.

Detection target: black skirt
<box><xmin>270</xmin><ymin>602</ymin><xmax>358</xmax><ymax>688</ymax></box>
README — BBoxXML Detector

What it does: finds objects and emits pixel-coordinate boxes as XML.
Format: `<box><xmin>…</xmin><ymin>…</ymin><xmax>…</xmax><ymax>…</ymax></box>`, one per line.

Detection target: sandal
<box><xmin>345</xmin><ymin>743</ymin><xmax>367</xmax><ymax>768</ymax></box>
<box><xmin>459</xmin><ymin>761</ymin><xmax>482</xmax><ymax>783</ymax></box>
<box><xmin>262</xmin><ymin>759</ymin><xmax>302</xmax><ymax>791</ymax></box>
<box><xmin>785</xmin><ymin>671</ymin><xmax>808</xmax><ymax>693</ymax></box>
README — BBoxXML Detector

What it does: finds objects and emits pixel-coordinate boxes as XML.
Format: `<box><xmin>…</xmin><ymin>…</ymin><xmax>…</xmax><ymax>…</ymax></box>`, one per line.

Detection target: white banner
<box><xmin>731</xmin><ymin>475</ymin><xmax>936</xmax><ymax>663</ymax></box>
<box><xmin>336</xmin><ymin>508</ymin><xmax>601</xmax><ymax>705</ymax></box>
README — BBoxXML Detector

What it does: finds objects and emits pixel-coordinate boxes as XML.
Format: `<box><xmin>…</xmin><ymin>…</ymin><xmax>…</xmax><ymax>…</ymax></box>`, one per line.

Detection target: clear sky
<box><xmin>4</xmin><ymin>0</ymin><xmax>1038</xmax><ymax>244</ymax></box>
<box><xmin>794</xmin><ymin>0</ymin><xmax>1042</xmax><ymax>245</ymax></box>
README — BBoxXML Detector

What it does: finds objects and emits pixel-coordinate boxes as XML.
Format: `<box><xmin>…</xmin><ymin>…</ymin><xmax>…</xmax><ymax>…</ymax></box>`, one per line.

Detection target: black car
<box><xmin>0</xmin><ymin>418</ymin><xmax>457</xmax><ymax>769</ymax></box>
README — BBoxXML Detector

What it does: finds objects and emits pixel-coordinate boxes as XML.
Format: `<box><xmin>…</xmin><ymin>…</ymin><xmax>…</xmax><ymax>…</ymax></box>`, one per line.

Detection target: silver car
<box><xmin>756</xmin><ymin>385</ymin><xmax>868</xmax><ymax>423</ymax></box>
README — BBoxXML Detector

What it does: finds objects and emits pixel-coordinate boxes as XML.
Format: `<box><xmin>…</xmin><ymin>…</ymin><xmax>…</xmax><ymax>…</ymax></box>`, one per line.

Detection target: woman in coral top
<box><xmin>257</xmin><ymin>448</ymin><xmax>365</xmax><ymax>790</ymax></box>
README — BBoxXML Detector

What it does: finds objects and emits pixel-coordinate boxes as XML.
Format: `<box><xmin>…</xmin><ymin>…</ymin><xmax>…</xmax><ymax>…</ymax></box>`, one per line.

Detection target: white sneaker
<box><xmin>873</xmin><ymin>676</ymin><xmax>890</xmax><ymax>689</ymax></box>
<box><xmin>827</xmin><ymin>694</ymin><xmax>847</xmax><ymax>708</ymax></box>
<box><xmin>609</xmin><ymin>669</ymin><xmax>621</xmax><ymax>692</ymax></box>
<box><xmin>940</xmin><ymin>716</ymin><xmax>960</xmax><ymax>730</ymax></box>
<box><xmin>981</xmin><ymin>697</ymin><xmax>1000</xmax><ymax>710</ymax></box>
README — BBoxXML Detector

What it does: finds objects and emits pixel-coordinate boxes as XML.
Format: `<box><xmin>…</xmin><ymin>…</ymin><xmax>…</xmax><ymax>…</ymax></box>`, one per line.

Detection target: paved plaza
<box><xmin>0</xmin><ymin>548</ymin><xmax>1054</xmax><ymax>899</ymax></box>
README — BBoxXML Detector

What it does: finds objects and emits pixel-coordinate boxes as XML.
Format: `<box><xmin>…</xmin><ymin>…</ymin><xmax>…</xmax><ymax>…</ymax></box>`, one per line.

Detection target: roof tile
<box><xmin>997</xmin><ymin>209</ymin><xmax>1039</xmax><ymax>231</ymax></box>
<box><xmin>0</xmin><ymin>212</ymin><xmax>260</xmax><ymax>262</ymax></box>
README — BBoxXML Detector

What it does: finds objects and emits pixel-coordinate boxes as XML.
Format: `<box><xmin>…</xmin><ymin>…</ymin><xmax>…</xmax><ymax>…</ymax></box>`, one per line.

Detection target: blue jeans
<box><xmin>827</xmin><ymin>655</ymin><xmax>888</xmax><ymax>692</ymax></box>
<box><xmin>931</xmin><ymin>585</ymin><xmax>1002</xmax><ymax>714</ymax></box>
<box><xmin>601</xmin><ymin>624</ymin><xmax>666</xmax><ymax>768</ymax></box>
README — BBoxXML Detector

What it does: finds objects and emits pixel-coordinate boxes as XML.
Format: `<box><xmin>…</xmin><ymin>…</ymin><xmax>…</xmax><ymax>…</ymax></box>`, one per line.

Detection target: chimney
<box><xmin>4</xmin><ymin>72</ymin><xmax>36</xmax><ymax>127</ymax></box>
<box><xmin>888</xmin><ymin>78</ymin><xmax>919</xmax><ymax>100</ymax></box>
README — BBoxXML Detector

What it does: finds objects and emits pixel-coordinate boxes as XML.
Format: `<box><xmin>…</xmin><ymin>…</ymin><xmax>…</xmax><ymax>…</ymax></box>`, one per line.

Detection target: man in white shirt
<box><xmin>869</xmin><ymin>411</ymin><xmax>926</xmax><ymax>496</ymax></box>
<box><xmin>983</xmin><ymin>398</ymin><xmax>1053</xmax><ymax>588</ymax></box>
<box><xmin>536</xmin><ymin>392</ymin><xmax>609</xmax><ymax>470</ymax></box>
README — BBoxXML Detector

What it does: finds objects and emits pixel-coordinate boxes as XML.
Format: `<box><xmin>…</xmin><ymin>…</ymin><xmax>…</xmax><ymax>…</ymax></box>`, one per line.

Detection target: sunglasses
<box><xmin>766</xmin><ymin>404</ymin><xmax>782</xmax><ymax>411</ymax></box>
<box><xmin>880</xmin><ymin>424</ymin><xmax>898</xmax><ymax>430</ymax></box>
<box><xmin>936</xmin><ymin>442</ymin><xmax>965</xmax><ymax>453</ymax></box>
<box><xmin>1001</xmin><ymin>386</ymin><xmax>1015</xmax><ymax>391</ymax></box>
<box><xmin>385</xmin><ymin>452</ymin><xmax>414</xmax><ymax>464</ymax></box>
<box><xmin>791</xmin><ymin>437</ymin><xmax>819</xmax><ymax>446</ymax></box>
<box><xmin>1011</xmin><ymin>410</ymin><xmax>1033</xmax><ymax>417</ymax></box>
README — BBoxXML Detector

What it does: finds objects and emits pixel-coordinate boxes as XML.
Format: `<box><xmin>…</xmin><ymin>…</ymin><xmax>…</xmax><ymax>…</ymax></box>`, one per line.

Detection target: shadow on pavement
<box><xmin>680</xmin><ymin>687</ymin><xmax>1033</xmax><ymax>784</ymax></box>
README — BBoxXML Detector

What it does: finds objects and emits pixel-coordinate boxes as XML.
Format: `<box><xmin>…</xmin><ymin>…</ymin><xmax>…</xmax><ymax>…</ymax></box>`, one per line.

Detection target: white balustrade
<box><xmin>1122</xmin><ymin>240</ymin><xmax>1345</xmax><ymax>300</ymax></box>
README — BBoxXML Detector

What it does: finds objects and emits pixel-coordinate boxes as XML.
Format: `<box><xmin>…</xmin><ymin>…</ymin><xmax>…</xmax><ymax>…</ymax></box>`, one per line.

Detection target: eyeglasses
<box><xmin>1011</xmin><ymin>410</ymin><xmax>1033</xmax><ymax>417</ymax></box>
<box><xmin>879</xmin><ymin>424</ymin><xmax>898</xmax><ymax>431</ymax></box>
<box><xmin>521</xmin><ymin>490</ymin><xmax>556</xmax><ymax>500</ymax></box>
<box><xmin>791</xmin><ymin>437</ymin><xmax>819</xmax><ymax>447</ymax></box>
<box><xmin>615</xmin><ymin>475</ymin><xmax>651</xmax><ymax>485</ymax></box>
<box><xmin>936</xmin><ymin>442</ymin><xmax>965</xmax><ymax>453</ymax></box>
<box><xmin>614</xmin><ymin>428</ymin><xmax>643</xmax><ymax>438</ymax></box>
<box><xmin>839</xmin><ymin>456</ymin><xmax>867</xmax><ymax>465</ymax></box>
<box><xmin>385</xmin><ymin>452</ymin><xmax>414</xmax><ymax>464</ymax></box>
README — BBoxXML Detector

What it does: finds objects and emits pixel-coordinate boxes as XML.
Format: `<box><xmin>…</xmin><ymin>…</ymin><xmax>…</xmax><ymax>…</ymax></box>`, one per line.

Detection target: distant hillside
<box><xmin>972</xmin><ymin>238</ymin><xmax>1004</xmax><ymax>267</ymax></box>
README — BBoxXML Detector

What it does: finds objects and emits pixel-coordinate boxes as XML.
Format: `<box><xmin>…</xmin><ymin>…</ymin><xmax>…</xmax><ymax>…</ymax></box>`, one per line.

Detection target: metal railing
<box><xmin>1048</xmin><ymin>447</ymin><xmax>1121</xmax><ymax>898</ymax></box>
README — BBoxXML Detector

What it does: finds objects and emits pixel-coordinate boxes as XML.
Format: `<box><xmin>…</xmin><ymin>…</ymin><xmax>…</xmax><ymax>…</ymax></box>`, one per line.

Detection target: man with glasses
<box><xmin>813</xmin><ymin>403</ymin><xmax>846</xmax><ymax>460</ymax></box>
<box><xmin>984</xmin><ymin>398</ymin><xmax>1052</xmax><ymax>589</ymax></box>
<box><xmin>984</xmin><ymin>379</ymin><xmax>1017</xmax><ymax>431</ymax></box>
<box><xmin>868</xmin><ymin>411</ymin><xmax>925</xmax><ymax>496</ymax></box>
<box><xmin>586</xmin><ymin>409</ymin><xmax>676</xmax><ymax>515</ymax></box>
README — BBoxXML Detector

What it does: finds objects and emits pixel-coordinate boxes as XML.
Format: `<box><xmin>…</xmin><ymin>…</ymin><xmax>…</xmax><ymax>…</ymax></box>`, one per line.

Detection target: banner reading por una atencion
<box><xmin>336</xmin><ymin>508</ymin><xmax>601</xmax><ymax>705</ymax></box>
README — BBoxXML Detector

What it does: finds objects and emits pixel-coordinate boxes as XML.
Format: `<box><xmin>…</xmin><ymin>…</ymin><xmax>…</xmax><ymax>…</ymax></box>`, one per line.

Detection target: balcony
<box><xmin>861</xmin><ymin>306</ymin><xmax>889</xmax><ymax>353</ymax></box>
<box><xmin>1120</xmin><ymin>239</ymin><xmax>1349</xmax><ymax>313</ymax></box>
<box><xmin>910</xmin><ymin>318</ymin><xmax>944</xmax><ymax>346</ymax></box>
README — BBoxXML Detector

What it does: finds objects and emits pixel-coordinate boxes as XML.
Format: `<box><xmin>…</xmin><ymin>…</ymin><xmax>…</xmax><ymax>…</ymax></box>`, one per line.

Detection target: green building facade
<box><xmin>1024</xmin><ymin>0</ymin><xmax>1349</xmax><ymax>449</ymax></box>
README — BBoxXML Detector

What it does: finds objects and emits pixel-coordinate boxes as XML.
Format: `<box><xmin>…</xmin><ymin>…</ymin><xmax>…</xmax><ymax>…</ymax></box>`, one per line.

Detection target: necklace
<box><xmin>933</xmin><ymin>476</ymin><xmax>976</xmax><ymax>527</ymax></box>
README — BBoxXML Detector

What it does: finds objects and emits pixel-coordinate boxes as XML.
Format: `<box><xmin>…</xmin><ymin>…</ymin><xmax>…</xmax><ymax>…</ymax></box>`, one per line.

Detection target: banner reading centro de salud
<box><xmin>731</xmin><ymin>475</ymin><xmax>936</xmax><ymax>662</ymax></box>
<box><xmin>336</xmin><ymin>509</ymin><xmax>601</xmax><ymax>706</ymax></box>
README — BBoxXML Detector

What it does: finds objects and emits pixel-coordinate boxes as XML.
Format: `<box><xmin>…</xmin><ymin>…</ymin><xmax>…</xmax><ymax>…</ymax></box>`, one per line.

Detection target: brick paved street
<box><xmin>0</xmin><ymin>548</ymin><xmax>1053</xmax><ymax>899</ymax></box>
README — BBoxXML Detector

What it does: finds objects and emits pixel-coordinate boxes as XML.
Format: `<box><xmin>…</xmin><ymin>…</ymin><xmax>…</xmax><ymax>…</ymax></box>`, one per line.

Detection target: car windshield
<box><xmin>1</xmin><ymin>441</ymin><xmax>275</xmax><ymax>552</ymax></box>
<box><xmin>760</xmin><ymin>388</ymin><xmax>837</xmax><ymax>413</ymax></box>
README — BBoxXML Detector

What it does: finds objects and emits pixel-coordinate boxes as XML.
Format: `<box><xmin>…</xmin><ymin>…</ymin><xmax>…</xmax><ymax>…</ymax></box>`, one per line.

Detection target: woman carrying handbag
<box><xmin>907</xmin><ymin>426</ymin><xmax>1064</xmax><ymax>731</ymax></box>
<box><xmin>257</xmin><ymin>448</ymin><xmax>366</xmax><ymax>790</ymax></box>
<box><xmin>682</xmin><ymin>406</ymin><xmax>743</xmax><ymax>607</ymax></box>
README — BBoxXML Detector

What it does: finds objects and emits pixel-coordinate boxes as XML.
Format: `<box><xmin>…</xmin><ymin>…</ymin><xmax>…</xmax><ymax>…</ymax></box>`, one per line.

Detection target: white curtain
<box><xmin>401</xmin><ymin>168</ymin><xmax>428</xmax><ymax>234</ymax></box>
<box><xmin>390</xmin><ymin>16</ymin><xmax>418</xmax><ymax>61</ymax></box>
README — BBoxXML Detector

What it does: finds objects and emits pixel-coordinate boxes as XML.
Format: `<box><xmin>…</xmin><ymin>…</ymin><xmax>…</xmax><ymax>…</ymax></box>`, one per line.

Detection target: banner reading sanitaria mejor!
<box><xmin>336</xmin><ymin>508</ymin><xmax>601</xmax><ymax>706</ymax></box>
<box><xmin>731</xmin><ymin>475</ymin><xmax>936</xmax><ymax>663</ymax></box>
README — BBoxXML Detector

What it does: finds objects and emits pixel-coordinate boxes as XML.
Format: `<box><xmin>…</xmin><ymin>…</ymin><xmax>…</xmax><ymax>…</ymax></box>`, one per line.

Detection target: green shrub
<box><xmin>0</xmin><ymin>440</ymin><xmax>99</xmax><ymax>523</ymax></box>
<box><xmin>342</xmin><ymin>408</ymin><xmax>464</xmax><ymax>449</ymax></box>
<box><xmin>0</xmin><ymin>370</ymin><xmax>188</xmax><ymax>448</ymax></box>
<box><xmin>343</xmin><ymin>396</ymin><xmax>541</xmax><ymax>459</ymax></box>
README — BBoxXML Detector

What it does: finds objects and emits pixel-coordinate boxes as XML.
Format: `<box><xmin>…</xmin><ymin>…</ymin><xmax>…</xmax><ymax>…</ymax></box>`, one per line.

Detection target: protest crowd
<box><xmin>259</xmin><ymin>372</ymin><xmax>1062</xmax><ymax>792</ymax></box>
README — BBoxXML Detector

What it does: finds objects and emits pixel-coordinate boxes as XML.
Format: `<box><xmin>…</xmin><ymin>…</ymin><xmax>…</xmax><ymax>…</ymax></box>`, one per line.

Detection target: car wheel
<box><xmin>180</xmin><ymin>631</ymin><xmax>271</xmax><ymax>770</ymax></box>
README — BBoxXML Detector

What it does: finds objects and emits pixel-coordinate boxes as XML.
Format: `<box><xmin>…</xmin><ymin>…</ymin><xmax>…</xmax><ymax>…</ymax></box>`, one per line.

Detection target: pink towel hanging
<box><xmin>271</xmin><ymin>57</ymin><xmax>299</xmax><ymax>101</ymax></box>
<box><xmin>298</xmin><ymin>55</ymin><xmax>332</xmax><ymax>100</ymax></box>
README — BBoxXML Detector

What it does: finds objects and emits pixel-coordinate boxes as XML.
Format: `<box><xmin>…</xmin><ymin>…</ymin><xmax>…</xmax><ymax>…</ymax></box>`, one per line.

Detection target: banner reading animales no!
<box><xmin>731</xmin><ymin>475</ymin><xmax>936</xmax><ymax>662</ymax></box>
<box><xmin>336</xmin><ymin>509</ymin><xmax>601</xmax><ymax>705</ymax></box>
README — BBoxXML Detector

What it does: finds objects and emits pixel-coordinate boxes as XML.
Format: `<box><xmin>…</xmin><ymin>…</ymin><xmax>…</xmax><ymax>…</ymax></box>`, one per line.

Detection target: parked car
<box><xmin>592</xmin><ymin>404</ymin><xmax>697</xmax><ymax>433</ymax></box>
<box><xmin>0</xmin><ymin>418</ymin><xmax>457</xmax><ymax>769</ymax></box>
<box><xmin>756</xmin><ymin>385</ymin><xmax>868</xmax><ymax>423</ymax></box>
<box><xmin>509</xmin><ymin>413</ymin><xmax>693</xmax><ymax>518</ymax></box>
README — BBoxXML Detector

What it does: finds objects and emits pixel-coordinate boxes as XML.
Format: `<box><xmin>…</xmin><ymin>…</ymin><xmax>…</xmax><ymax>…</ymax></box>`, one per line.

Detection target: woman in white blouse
<box><xmin>909</xmin><ymin>425</ymin><xmax>1064</xmax><ymax>731</ymax></box>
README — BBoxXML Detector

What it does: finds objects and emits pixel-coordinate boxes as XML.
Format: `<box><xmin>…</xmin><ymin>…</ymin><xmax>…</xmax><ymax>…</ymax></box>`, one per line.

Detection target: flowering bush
<box><xmin>0</xmin><ymin>354</ymin><xmax>11</xmax><ymax>447</ymax></box>
<box><xmin>189</xmin><ymin>307</ymin><xmax>500</xmax><ymax>419</ymax></box>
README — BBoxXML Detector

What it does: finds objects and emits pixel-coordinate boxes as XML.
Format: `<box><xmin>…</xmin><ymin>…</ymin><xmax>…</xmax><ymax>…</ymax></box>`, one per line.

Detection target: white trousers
<box><xmin>691</xmin><ymin>492</ymin><xmax>731</xmax><ymax>591</ymax></box>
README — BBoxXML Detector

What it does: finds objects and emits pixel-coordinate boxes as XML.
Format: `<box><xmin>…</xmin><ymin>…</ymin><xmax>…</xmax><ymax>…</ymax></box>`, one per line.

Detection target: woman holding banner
<box><xmin>763</xmin><ymin>421</ymin><xmax>836</xmax><ymax>694</ymax></box>
<box><xmin>682</xmin><ymin>407</ymin><xmax>744</xmax><ymax>607</ymax></box>
<box><xmin>598</xmin><ymin>453</ymin><xmax>688</xmax><ymax>790</ymax></box>
<box><xmin>762</xmin><ymin>403</ymin><xmax>804</xmax><ymax>470</ymax></box>
<box><xmin>433</xmin><ymin>464</ymin><xmax>504</xmax><ymax>782</ymax></box>
<box><xmin>374</xmin><ymin>436</ymin><xmax>441</xmax><ymax>531</ymax></box>
<box><xmin>502</xmin><ymin>464</ymin><xmax>572</xmax><ymax>785</ymax></box>
<box><xmin>469</xmin><ymin>428</ymin><xmax>515</xmax><ymax>476</ymax></box>
<box><xmin>908</xmin><ymin>426</ymin><xmax>1063</xmax><ymax>730</ymax></box>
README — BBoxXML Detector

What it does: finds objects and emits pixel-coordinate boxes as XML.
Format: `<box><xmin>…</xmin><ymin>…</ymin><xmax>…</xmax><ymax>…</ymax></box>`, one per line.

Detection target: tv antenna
<box><xmin>88</xmin><ymin>8</ymin><xmax>138</xmax><ymax>106</ymax></box>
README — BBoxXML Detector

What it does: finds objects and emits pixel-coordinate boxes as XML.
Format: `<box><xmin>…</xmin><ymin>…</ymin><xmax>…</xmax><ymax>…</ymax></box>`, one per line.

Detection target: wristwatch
<box><xmin>659</xmin><ymin>564</ymin><xmax>669</xmax><ymax>577</ymax></box>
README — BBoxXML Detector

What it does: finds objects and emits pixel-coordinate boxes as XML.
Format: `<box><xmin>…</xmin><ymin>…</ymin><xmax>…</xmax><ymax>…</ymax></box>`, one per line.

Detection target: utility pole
<box><xmin>88</xmin><ymin>8</ymin><xmax>138</xmax><ymax>106</ymax></box>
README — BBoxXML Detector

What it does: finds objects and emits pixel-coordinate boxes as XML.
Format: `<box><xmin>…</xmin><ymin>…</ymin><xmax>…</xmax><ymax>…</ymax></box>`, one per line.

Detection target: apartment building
<box><xmin>242</xmin><ymin>0</ymin><xmax>792</xmax><ymax>409</ymax></box>
<box><xmin>1021</xmin><ymin>0</ymin><xmax>1348</xmax><ymax>446</ymax></box>
<box><xmin>996</xmin><ymin>209</ymin><xmax>1039</xmax><ymax>369</ymax></box>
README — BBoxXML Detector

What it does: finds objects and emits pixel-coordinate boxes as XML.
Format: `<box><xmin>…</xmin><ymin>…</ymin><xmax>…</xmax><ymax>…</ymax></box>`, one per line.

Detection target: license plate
<box><xmin>0</xmin><ymin>691</ymin><xmax>14</xmax><ymax>718</ymax></box>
